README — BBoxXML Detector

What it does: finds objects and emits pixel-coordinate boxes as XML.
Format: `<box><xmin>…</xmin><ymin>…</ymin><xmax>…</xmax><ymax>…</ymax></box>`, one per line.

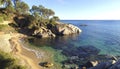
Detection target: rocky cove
<box><xmin>0</xmin><ymin>0</ymin><xmax>120</xmax><ymax>69</ymax></box>
<box><xmin>27</xmin><ymin>37</ymin><xmax>120</xmax><ymax>69</ymax></box>
<box><xmin>8</xmin><ymin>36</ymin><xmax>120</xmax><ymax>69</ymax></box>
<box><xmin>19</xmin><ymin>21</ymin><xmax>120</xmax><ymax>69</ymax></box>
<box><xmin>22</xmin><ymin>21</ymin><xmax>120</xmax><ymax>69</ymax></box>
<box><xmin>1</xmin><ymin>20</ymin><xmax>120</xmax><ymax>69</ymax></box>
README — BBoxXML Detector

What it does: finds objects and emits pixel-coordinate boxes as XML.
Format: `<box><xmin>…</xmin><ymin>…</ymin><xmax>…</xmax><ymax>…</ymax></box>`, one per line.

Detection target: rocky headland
<box><xmin>33</xmin><ymin>22</ymin><xmax>82</xmax><ymax>38</ymax></box>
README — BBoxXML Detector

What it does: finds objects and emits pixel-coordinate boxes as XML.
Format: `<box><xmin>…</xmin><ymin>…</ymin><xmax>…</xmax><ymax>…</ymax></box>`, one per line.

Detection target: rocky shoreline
<box><xmin>19</xmin><ymin>38</ymin><xmax>45</xmax><ymax>59</ymax></box>
<box><xmin>1</xmin><ymin>21</ymin><xmax>120</xmax><ymax>69</ymax></box>
<box><xmin>58</xmin><ymin>45</ymin><xmax>120</xmax><ymax>69</ymax></box>
<box><xmin>11</xmin><ymin>37</ymin><xmax>120</xmax><ymax>69</ymax></box>
<box><xmin>61</xmin><ymin>54</ymin><xmax>120</xmax><ymax>69</ymax></box>
<box><xmin>33</xmin><ymin>22</ymin><xmax>82</xmax><ymax>38</ymax></box>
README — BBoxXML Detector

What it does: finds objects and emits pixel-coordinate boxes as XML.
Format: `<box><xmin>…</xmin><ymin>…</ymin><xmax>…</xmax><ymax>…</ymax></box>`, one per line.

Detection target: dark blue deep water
<box><xmin>29</xmin><ymin>20</ymin><xmax>120</xmax><ymax>61</ymax></box>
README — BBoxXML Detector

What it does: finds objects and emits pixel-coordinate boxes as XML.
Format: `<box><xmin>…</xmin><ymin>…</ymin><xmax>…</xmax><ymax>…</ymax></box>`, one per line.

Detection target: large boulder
<box><xmin>33</xmin><ymin>27</ymin><xmax>56</xmax><ymax>38</ymax></box>
<box><xmin>51</xmin><ymin>23</ymin><xmax>82</xmax><ymax>35</ymax></box>
<box><xmin>85</xmin><ymin>61</ymin><xmax>98</xmax><ymax>68</ymax></box>
<box><xmin>109</xmin><ymin>60</ymin><xmax>120</xmax><ymax>69</ymax></box>
<box><xmin>88</xmin><ymin>59</ymin><xmax>117</xmax><ymax>69</ymax></box>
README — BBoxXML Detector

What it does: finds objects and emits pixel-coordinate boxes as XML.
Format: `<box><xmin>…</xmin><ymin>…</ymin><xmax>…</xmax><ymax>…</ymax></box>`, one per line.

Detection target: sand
<box><xmin>0</xmin><ymin>21</ymin><xmax>12</xmax><ymax>25</ymax></box>
<box><xmin>0</xmin><ymin>32</ymin><xmax>42</xmax><ymax>69</ymax></box>
<box><xmin>10</xmin><ymin>37</ymin><xmax>41</xmax><ymax>69</ymax></box>
<box><xmin>0</xmin><ymin>29</ymin><xmax>59</xmax><ymax>69</ymax></box>
<box><xmin>0</xmin><ymin>34</ymin><xmax>13</xmax><ymax>52</ymax></box>
<box><xmin>0</xmin><ymin>21</ymin><xmax>44</xmax><ymax>69</ymax></box>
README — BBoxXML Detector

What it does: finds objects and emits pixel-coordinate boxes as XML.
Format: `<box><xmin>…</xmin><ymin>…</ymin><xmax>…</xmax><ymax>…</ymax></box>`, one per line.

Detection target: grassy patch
<box><xmin>0</xmin><ymin>50</ymin><xmax>26</xmax><ymax>69</ymax></box>
<box><xmin>0</xmin><ymin>17</ymin><xmax>4</xmax><ymax>23</ymax></box>
<box><xmin>0</xmin><ymin>25</ymin><xmax>17</xmax><ymax>33</ymax></box>
<box><xmin>0</xmin><ymin>25</ymin><xmax>8</xmax><ymax>30</ymax></box>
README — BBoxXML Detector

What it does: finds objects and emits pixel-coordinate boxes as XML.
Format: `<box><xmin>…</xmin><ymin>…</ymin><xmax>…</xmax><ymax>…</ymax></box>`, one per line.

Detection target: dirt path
<box><xmin>9</xmin><ymin>34</ymin><xmax>41</xmax><ymax>69</ymax></box>
<box><xmin>0</xmin><ymin>33</ymin><xmax>41</xmax><ymax>69</ymax></box>
<box><xmin>0</xmin><ymin>21</ymin><xmax>12</xmax><ymax>25</ymax></box>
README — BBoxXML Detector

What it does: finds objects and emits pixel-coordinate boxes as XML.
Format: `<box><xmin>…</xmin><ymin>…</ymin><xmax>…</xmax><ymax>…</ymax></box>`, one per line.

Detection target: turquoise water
<box><xmin>61</xmin><ymin>20</ymin><xmax>120</xmax><ymax>56</ymax></box>
<box><xmin>28</xmin><ymin>20</ymin><xmax>120</xmax><ymax>68</ymax></box>
<box><xmin>30</xmin><ymin>20</ymin><xmax>120</xmax><ymax>56</ymax></box>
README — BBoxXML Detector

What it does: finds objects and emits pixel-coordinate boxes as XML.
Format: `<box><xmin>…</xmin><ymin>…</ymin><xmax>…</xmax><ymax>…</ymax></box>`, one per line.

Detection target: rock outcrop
<box><xmin>89</xmin><ymin>61</ymin><xmax>113</xmax><ymax>69</ymax></box>
<box><xmin>51</xmin><ymin>23</ymin><xmax>82</xmax><ymax>35</ymax></box>
<box><xmin>109</xmin><ymin>60</ymin><xmax>120</xmax><ymax>69</ymax></box>
<box><xmin>33</xmin><ymin>22</ymin><xmax>82</xmax><ymax>38</ymax></box>
<box><xmin>33</xmin><ymin>27</ymin><xmax>56</xmax><ymax>38</ymax></box>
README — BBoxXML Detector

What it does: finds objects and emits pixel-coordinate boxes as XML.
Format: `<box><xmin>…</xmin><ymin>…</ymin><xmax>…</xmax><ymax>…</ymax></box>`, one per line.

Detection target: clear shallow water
<box><xmin>63</xmin><ymin>20</ymin><xmax>120</xmax><ymax>55</ymax></box>
<box><xmin>60</xmin><ymin>20</ymin><xmax>120</xmax><ymax>55</ymax></box>
<box><xmin>27</xmin><ymin>20</ymin><xmax>120</xmax><ymax>68</ymax></box>
<box><xmin>30</xmin><ymin>20</ymin><xmax>120</xmax><ymax>56</ymax></box>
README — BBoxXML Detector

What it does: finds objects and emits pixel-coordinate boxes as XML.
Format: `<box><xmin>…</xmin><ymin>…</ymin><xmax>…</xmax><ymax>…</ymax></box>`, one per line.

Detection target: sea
<box><xmin>25</xmin><ymin>20</ymin><xmax>120</xmax><ymax>68</ymax></box>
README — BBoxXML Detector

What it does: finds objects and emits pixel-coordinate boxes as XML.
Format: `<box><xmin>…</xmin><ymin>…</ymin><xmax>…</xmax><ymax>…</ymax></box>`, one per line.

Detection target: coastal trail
<box><xmin>10</xmin><ymin>37</ymin><xmax>40</xmax><ymax>69</ymax></box>
<box><xmin>0</xmin><ymin>32</ymin><xmax>42</xmax><ymax>69</ymax></box>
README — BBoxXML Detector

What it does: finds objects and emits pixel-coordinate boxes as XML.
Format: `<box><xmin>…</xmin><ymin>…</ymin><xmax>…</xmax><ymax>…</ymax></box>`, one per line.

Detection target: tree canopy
<box><xmin>15</xmin><ymin>1</ymin><xmax>29</xmax><ymax>14</ymax></box>
<box><xmin>0</xmin><ymin>0</ymin><xmax>60</xmax><ymax>29</ymax></box>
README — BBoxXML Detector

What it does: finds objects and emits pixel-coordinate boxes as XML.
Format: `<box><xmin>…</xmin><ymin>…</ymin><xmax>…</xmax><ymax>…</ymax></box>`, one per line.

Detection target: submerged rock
<box><xmin>62</xmin><ymin>45</ymin><xmax>100</xmax><ymax>59</ymax></box>
<box><xmin>80</xmin><ymin>24</ymin><xmax>88</xmax><ymax>26</ymax></box>
<box><xmin>44</xmin><ymin>63</ymin><xmax>53</xmax><ymax>68</ymax></box>
<box><xmin>77</xmin><ymin>46</ymin><xmax>100</xmax><ymax>57</ymax></box>
<box><xmin>39</xmin><ymin>62</ymin><xmax>54</xmax><ymax>68</ymax></box>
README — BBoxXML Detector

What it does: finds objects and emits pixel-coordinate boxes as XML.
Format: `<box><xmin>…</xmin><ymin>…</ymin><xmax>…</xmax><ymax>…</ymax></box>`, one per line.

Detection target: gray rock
<box><xmin>89</xmin><ymin>60</ymin><xmax>117</xmax><ymax>69</ymax></box>
<box><xmin>85</xmin><ymin>61</ymin><xmax>98</xmax><ymax>68</ymax></box>
<box><xmin>33</xmin><ymin>22</ymin><xmax>82</xmax><ymax>38</ymax></box>
<box><xmin>33</xmin><ymin>27</ymin><xmax>56</xmax><ymax>38</ymax></box>
<box><xmin>109</xmin><ymin>60</ymin><xmax>120</xmax><ymax>69</ymax></box>
<box><xmin>52</xmin><ymin>23</ymin><xmax>82</xmax><ymax>35</ymax></box>
<box><xmin>89</xmin><ymin>62</ymin><xmax>106</xmax><ymax>69</ymax></box>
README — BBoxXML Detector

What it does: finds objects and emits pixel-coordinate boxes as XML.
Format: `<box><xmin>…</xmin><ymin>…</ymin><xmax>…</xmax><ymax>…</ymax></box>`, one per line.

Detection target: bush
<box><xmin>0</xmin><ymin>14</ymin><xmax>11</xmax><ymax>22</ymax></box>
<box><xmin>12</xmin><ymin>65</ymin><xmax>26</xmax><ymax>69</ymax></box>
<box><xmin>2</xmin><ymin>14</ymin><xmax>10</xmax><ymax>21</ymax></box>
<box><xmin>0</xmin><ymin>51</ymin><xmax>26</xmax><ymax>69</ymax></box>
<box><xmin>0</xmin><ymin>17</ymin><xmax>4</xmax><ymax>23</ymax></box>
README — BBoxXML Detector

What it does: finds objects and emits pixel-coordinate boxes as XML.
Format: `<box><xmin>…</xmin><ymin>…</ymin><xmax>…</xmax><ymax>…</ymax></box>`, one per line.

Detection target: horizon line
<box><xmin>60</xmin><ymin>19</ymin><xmax>120</xmax><ymax>20</ymax></box>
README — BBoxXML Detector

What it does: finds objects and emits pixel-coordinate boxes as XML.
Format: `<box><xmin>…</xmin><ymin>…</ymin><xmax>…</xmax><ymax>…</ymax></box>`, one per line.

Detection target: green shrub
<box><xmin>12</xmin><ymin>65</ymin><xmax>26</xmax><ymax>69</ymax></box>
<box><xmin>0</xmin><ymin>51</ymin><xmax>26</xmax><ymax>69</ymax></box>
<box><xmin>0</xmin><ymin>25</ymin><xmax>8</xmax><ymax>31</ymax></box>
<box><xmin>2</xmin><ymin>14</ymin><xmax>9</xmax><ymax>21</ymax></box>
<box><xmin>0</xmin><ymin>17</ymin><xmax>4</xmax><ymax>23</ymax></box>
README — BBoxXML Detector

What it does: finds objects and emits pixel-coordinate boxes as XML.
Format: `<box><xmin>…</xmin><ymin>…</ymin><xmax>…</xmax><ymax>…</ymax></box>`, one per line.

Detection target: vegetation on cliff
<box><xmin>0</xmin><ymin>0</ymin><xmax>61</xmax><ymax>68</ymax></box>
<box><xmin>0</xmin><ymin>0</ymin><xmax>59</xmax><ymax>29</ymax></box>
<box><xmin>0</xmin><ymin>0</ymin><xmax>62</xmax><ymax>38</ymax></box>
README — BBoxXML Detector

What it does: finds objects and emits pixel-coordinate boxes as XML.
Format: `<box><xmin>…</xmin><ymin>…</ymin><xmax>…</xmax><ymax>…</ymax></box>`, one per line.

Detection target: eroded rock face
<box><xmin>52</xmin><ymin>24</ymin><xmax>82</xmax><ymax>35</ymax></box>
<box><xmin>33</xmin><ymin>27</ymin><xmax>56</xmax><ymax>38</ymax></box>
<box><xmin>33</xmin><ymin>23</ymin><xmax>82</xmax><ymax>38</ymax></box>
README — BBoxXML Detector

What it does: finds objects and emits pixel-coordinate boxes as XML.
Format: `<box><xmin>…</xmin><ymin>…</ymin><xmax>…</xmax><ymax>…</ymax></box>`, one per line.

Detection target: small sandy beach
<box><xmin>0</xmin><ymin>32</ymin><xmax>42</xmax><ymax>69</ymax></box>
<box><xmin>10</xmin><ymin>37</ymin><xmax>41</xmax><ymax>69</ymax></box>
